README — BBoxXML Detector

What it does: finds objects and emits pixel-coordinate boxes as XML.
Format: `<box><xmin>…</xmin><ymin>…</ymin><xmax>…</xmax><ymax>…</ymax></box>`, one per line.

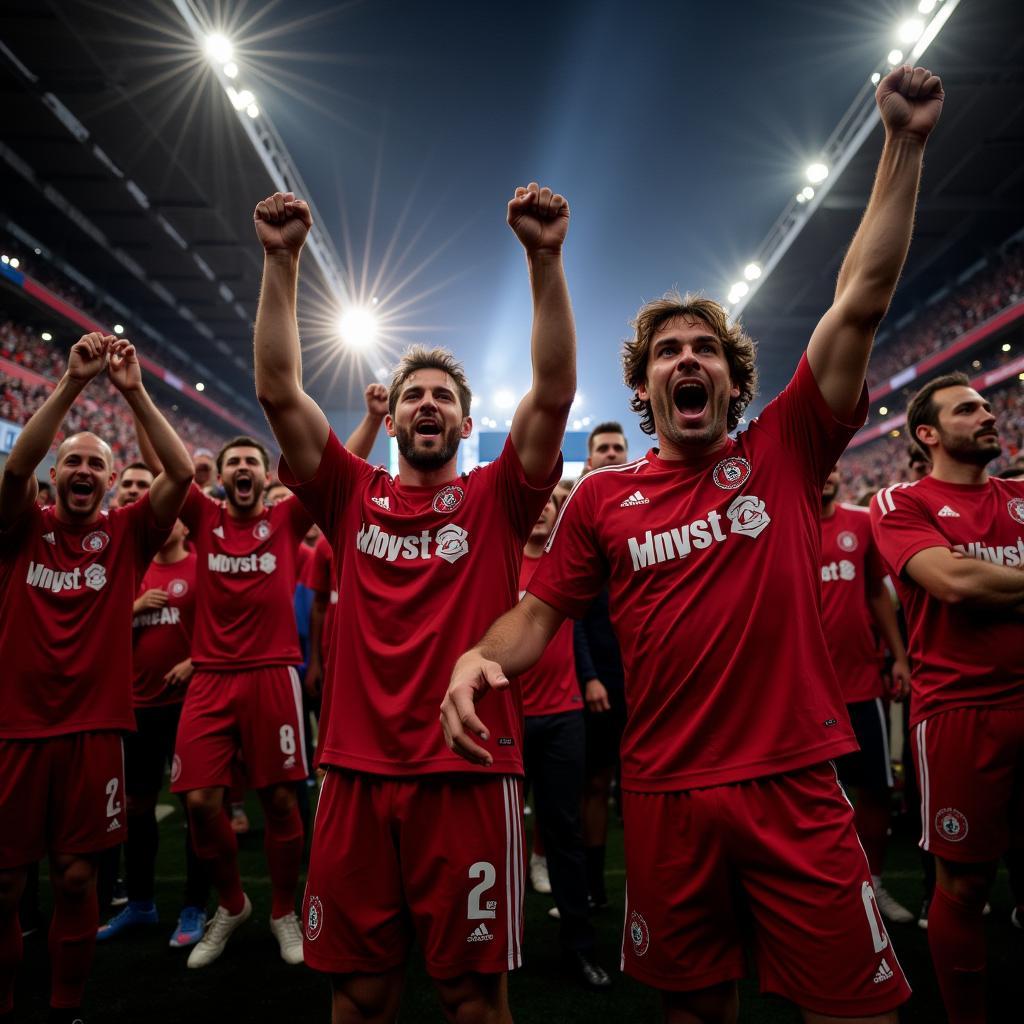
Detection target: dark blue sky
<box><xmin>239</xmin><ymin>0</ymin><xmax>906</xmax><ymax>450</ymax></box>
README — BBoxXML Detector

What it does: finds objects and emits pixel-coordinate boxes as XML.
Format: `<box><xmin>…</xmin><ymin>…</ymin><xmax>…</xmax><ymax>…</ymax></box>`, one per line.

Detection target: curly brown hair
<box><xmin>388</xmin><ymin>345</ymin><xmax>473</xmax><ymax>418</ymax></box>
<box><xmin>622</xmin><ymin>291</ymin><xmax>758</xmax><ymax>435</ymax></box>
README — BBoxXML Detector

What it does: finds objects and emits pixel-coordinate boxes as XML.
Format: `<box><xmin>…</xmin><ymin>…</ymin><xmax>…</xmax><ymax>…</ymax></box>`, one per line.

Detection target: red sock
<box><xmin>264</xmin><ymin>804</ymin><xmax>303</xmax><ymax>919</ymax></box>
<box><xmin>48</xmin><ymin>885</ymin><xmax>98</xmax><ymax>1009</ymax></box>
<box><xmin>190</xmin><ymin>808</ymin><xmax>245</xmax><ymax>915</ymax></box>
<box><xmin>929</xmin><ymin>885</ymin><xmax>987</xmax><ymax>1024</ymax></box>
<box><xmin>0</xmin><ymin>911</ymin><xmax>21</xmax><ymax>1014</ymax></box>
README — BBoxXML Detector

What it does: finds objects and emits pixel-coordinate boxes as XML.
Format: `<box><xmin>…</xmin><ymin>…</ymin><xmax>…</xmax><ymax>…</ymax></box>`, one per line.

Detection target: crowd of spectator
<box><xmin>0</xmin><ymin>318</ymin><xmax>229</xmax><ymax>463</ymax></box>
<box><xmin>867</xmin><ymin>242</ymin><xmax>1024</xmax><ymax>389</ymax></box>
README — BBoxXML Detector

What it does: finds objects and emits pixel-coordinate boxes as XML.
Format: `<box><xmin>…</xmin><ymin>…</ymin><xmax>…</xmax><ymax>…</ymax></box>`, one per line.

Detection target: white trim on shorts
<box><xmin>501</xmin><ymin>777</ymin><xmax>524</xmax><ymax>970</ymax></box>
<box><xmin>915</xmin><ymin>720</ymin><xmax>930</xmax><ymax>851</ymax></box>
<box><xmin>873</xmin><ymin>697</ymin><xmax>894</xmax><ymax>789</ymax></box>
<box><xmin>287</xmin><ymin>666</ymin><xmax>310</xmax><ymax>776</ymax></box>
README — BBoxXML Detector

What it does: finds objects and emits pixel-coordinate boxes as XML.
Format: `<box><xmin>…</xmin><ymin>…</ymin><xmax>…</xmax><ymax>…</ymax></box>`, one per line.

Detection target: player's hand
<box><xmin>66</xmin><ymin>332</ymin><xmax>112</xmax><ymax>384</ymax></box>
<box><xmin>584</xmin><ymin>678</ymin><xmax>611</xmax><ymax>713</ymax></box>
<box><xmin>440</xmin><ymin>651</ymin><xmax>511</xmax><ymax>766</ymax></box>
<box><xmin>135</xmin><ymin>588</ymin><xmax>168</xmax><ymax>611</ymax></box>
<box><xmin>507</xmin><ymin>182</ymin><xmax>569</xmax><ymax>257</ymax></box>
<box><xmin>254</xmin><ymin>191</ymin><xmax>313</xmax><ymax>257</ymax></box>
<box><xmin>364</xmin><ymin>382</ymin><xmax>388</xmax><ymax>418</ymax></box>
<box><xmin>876</xmin><ymin>65</ymin><xmax>943</xmax><ymax>143</ymax></box>
<box><xmin>304</xmin><ymin>660</ymin><xmax>323</xmax><ymax>699</ymax></box>
<box><xmin>164</xmin><ymin>658</ymin><xmax>193</xmax><ymax>688</ymax></box>
<box><xmin>107</xmin><ymin>339</ymin><xmax>143</xmax><ymax>393</ymax></box>
<box><xmin>886</xmin><ymin>656</ymin><xmax>911</xmax><ymax>701</ymax></box>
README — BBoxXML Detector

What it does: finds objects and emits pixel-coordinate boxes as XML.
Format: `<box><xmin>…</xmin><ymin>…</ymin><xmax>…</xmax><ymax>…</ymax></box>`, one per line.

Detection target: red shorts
<box><xmin>0</xmin><ymin>732</ymin><xmax>125</xmax><ymax>868</ymax></box>
<box><xmin>621</xmin><ymin>762</ymin><xmax>911</xmax><ymax>1017</ymax></box>
<box><xmin>912</xmin><ymin>706</ymin><xmax>1024</xmax><ymax>863</ymax></box>
<box><xmin>302</xmin><ymin>770</ymin><xmax>524</xmax><ymax>979</ymax></box>
<box><xmin>171</xmin><ymin>666</ymin><xmax>308</xmax><ymax>792</ymax></box>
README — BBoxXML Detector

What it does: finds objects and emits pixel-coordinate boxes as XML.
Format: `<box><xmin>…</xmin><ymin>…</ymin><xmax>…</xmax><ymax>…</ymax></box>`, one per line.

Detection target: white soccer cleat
<box><xmin>186</xmin><ymin>895</ymin><xmax>252</xmax><ymax>968</ymax></box>
<box><xmin>530</xmin><ymin>853</ymin><xmax>552</xmax><ymax>894</ymax></box>
<box><xmin>874</xmin><ymin>885</ymin><xmax>914</xmax><ymax>925</ymax></box>
<box><xmin>269</xmin><ymin>912</ymin><xmax>305</xmax><ymax>965</ymax></box>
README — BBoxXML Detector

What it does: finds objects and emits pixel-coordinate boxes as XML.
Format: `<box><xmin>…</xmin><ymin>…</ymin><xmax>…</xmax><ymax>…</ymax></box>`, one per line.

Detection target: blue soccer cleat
<box><xmin>97</xmin><ymin>901</ymin><xmax>158</xmax><ymax>941</ymax></box>
<box><xmin>169</xmin><ymin>906</ymin><xmax>208</xmax><ymax>949</ymax></box>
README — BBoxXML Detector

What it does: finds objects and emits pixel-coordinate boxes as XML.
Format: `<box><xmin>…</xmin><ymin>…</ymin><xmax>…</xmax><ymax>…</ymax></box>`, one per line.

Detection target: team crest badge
<box><xmin>168</xmin><ymin>579</ymin><xmax>188</xmax><ymax>598</ymax></box>
<box><xmin>1007</xmin><ymin>497</ymin><xmax>1024</xmax><ymax>526</ymax></box>
<box><xmin>253</xmin><ymin>520</ymin><xmax>271</xmax><ymax>541</ymax></box>
<box><xmin>433</xmin><ymin>484</ymin><xmax>465</xmax><ymax>514</ymax></box>
<box><xmin>838</xmin><ymin>530</ymin><xmax>858</xmax><ymax>552</ymax></box>
<box><xmin>935</xmin><ymin>808</ymin><xmax>968</xmax><ymax>842</ymax></box>
<box><xmin>628</xmin><ymin>910</ymin><xmax>650</xmax><ymax>957</ymax></box>
<box><xmin>727</xmin><ymin>493</ymin><xmax>771</xmax><ymax>539</ymax></box>
<box><xmin>305</xmin><ymin>896</ymin><xmax>324</xmax><ymax>941</ymax></box>
<box><xmin>712</xmin><ymin>457</ymin><xmax>751</xmax><ymax>490</ymax></box>
<box><xmin>82</xmin><ymin>530</ymin><xmax>109</xmax><ymax>553</ymax></box>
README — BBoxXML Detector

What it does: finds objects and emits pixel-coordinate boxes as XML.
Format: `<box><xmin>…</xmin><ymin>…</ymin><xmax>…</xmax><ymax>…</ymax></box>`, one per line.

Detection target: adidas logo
<box><xmin>937</xmin><ymin>505</ymin><xmax>960</xmax><ymax>518</ymax></box>
<box><xmin>873</xmin><ymin>958</ymin><xmax>894</xmax><ymax>984</ymax></box>
<box><xmin>212</xmin><ymin>526</ymin><xmax>225</xmax><ymax>538</ymax></box>
<box><xmin>43</xmin><ymin>532</ymin><xmax>55</xmax><ymax>545</ymax></box>
<box><xmin>107</xmin><ymin>817</ymin><xmax>121</xmax><ymax>833</ymax></box>
<box><xmin>620</xmin><ymin>490</ymin><xmax>650</xmax><ymax>508</ymax></box>
<box><xmin>283</xmin><ymin>755</ymin><xmax>296</xmax><ymax>770</ymax></box>
<box><xmin>466</xmin><ymin>923</ymin><xmax>494</xmax><ymax>943</ymax></box>
<box><xmin>371</xmin><ymin>496</ymin><xmax>390</xmax><ymax>511</ymax></box>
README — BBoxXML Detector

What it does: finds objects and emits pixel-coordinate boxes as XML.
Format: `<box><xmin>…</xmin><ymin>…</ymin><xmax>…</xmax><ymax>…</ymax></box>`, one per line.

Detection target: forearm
<box><xmin>834</xmin><ymin>133</ymin><xmax>924</xmax><ymax>322</ymax></box>
<box><xmin>4</xmin><ymin>375</ymin><xmax>85</xmax><ymax>479</ymax></box>
<box><xmin>473</xmin><ymin>601</ymin><xmax>559</xmax><ymax>676</ymax></box>
<box><xmin>526</xmin><ymin>252</ymin><xmax>576</xmax><ymax>409</ymax></box>
<box><xmin>124</xmin><ymin>389</ymin><xmax>192</xmax><ymax>482</ymax></box>
<box><xmin>344</xmin><ymin>413</ymin><xmax>383</xmax><ymax>460</ymax></box>
<box><xmin>868</xmin><ymin>588</ymin><xmax>908</xmax><ymax>660</ymax></box>
<box><xmin>254</xmin><ymin>253</ymin><xmax>303</xmax><ymax>407</ymax></box>
<box><xmin>936</xmin><ymin>558</ymin><xmax>1024</xmax><ymax>609</ymax></box>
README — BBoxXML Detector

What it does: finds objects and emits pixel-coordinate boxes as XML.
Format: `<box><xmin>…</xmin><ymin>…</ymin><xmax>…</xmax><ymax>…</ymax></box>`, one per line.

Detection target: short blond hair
<box><xmin>622</xmin><ymin>291</ymin><xmax>757</xmax><ymax>434</ymax></box>
<box><xmin>388</xmin><ymin>345</ymin><xmax>472</xmax><ymax>418</ymax></box>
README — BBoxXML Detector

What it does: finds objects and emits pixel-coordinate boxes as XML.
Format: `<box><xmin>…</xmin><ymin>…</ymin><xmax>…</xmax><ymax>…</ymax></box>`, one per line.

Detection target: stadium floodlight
<box><xmin>227</xmin><ymin>88</ymin><xmax>255</xmax><ymax>111</ymax></box>
<box><xmin>887</xmin><ymin>48</ymin><xmax>904</xmax><ymax>65</ymax></box>
<box><xmin>796</xmin><ymin>192</ymin><xmax>807</xmax><ymax>204</ymax></box>
<box><xmin>898</xmin><ymin>18</ymin><xmax>925</xmax><ymax>44</ymax></box>
<box><xmin>879</xmin><ymin>406</ymin><xmax>889</xmax><ymax>415</ymax></box>
<box><xmin>917</xmin><ymin>0</ymin><xmax>937</xmax><ymax>15</ymax></box>
<box><xmin>727</xmin><ymin>281</ymin><xmax>750</xmax><ymax>304</ymax></box>
<box><xmin>41</xmin><ymin>332</ymin><xmax>52</xmax><ymax>342</ymax></box>
<box><xmin>223</xmin><ymin>62</ymin><xmax>239</xmax><ymax>79</ymax></box>
<box><xmin>246</xmin><ymin>104</ymin><xmax>260</xmax><ymax>119</ymax></box>
<box><xmin>494</xmin><ymin>389</ymin><xmax>515</xmax><ymax>410</ymax></box>
<box><xmin>889</xmin><ymin>429</ymin><xmax>901</xmax><ymax>438</ymax></box>
<box><xmin>113</xmin><ymin>324</ymin><xmax>124</xmax><ymax>334</ymax></box>
<box><xmin>1</xmin><ymin>255</ymin><xmax>8</xmax><ymax>264</ymax></box>
<box><xmin>743</xmin><ymin>262</ymin><xmax>762</xmax><ymax>281</ymax></box>
<box><xmin>204</xmin><ymin>34</ymin><xmax>234</xmax><ymax>64</ymax></box>
<box><xmin>8</xmin><ymin>258</ymin><xmax>18</xmax><ymax>269</ymax></box>
<box><xmin>1002</xmin><ymin>343</ymin><xmax>1011</xmax><ymax>352</ymax></box>
<box><xmin>806</xmin><ymin>163</ymin><xmax>829</xmax><ymax>184</ymax></box>
<box><xmin>871</xmin><ymin>72</ymin><xmax>882</xmax><ymax>85</ymax></box>
<box><xmin>801</xmin><ymin>186</ymin><xmax>815</xmax><ymax>200</ymax></box>
<box><xmin>195</xmin><ymin>381</ymin><xmax>206</xmax><ymax>391</ymax></box>
<box><xmin>338</xmin><ymin>307</ymin><xmax>379</xmax><ymax>350</ymax></box>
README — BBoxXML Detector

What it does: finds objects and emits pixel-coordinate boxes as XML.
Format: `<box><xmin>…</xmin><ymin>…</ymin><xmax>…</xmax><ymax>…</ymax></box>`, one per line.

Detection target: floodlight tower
<box><xmin>171</xmin><ymin>0</ymin><xmax>350</xmax><ymax>307</ymax></box>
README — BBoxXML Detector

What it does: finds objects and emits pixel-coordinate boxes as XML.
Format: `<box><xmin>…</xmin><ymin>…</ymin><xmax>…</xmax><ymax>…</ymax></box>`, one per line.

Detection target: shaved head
<box><xmin>57</xmin><ymin>432</ymin><xmax>113</xmax><ymax>470</ymax></box>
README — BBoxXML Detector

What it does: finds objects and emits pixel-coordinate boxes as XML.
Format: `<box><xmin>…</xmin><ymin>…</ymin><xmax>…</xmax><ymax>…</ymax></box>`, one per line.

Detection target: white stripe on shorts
<box><xmin>501</xmin><ymin>777</ymin><xmax>524</xmax><ymax>970</ymax></box>
<box><xmin>287</xmin><ymin>666</ymin><xmax>309</xmax><ymax>776</ymax></box>
<box><xmin>916</xmin><ymin>720</ymin><xmax>930</xmax><ymax>851</ymax></box>
<box><xmin>873</xmin><ymin>697</ymin><xmax>894</xmax><ymax>789</ymax></box>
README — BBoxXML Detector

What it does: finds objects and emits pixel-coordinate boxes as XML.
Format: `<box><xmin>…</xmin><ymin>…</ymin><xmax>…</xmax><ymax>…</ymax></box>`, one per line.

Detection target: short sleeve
<box><xmin>527</xmin><ymin>481</ymin><xmax>607</xmax><ymax>619</ymax></box>
<box><xmin>278</xmin><ymin>491</ymin><xmax>315</xmax><ymax>541</ymax></box>
<box><xmin>478</xmin><ymin>436</ymin><xmax>562</xmax><ymax>544</ymax></box>
<box><xmin>178</xmin><ymin>483</ymin><xmax>212</xmax><ymax>536</ymax></box>
<box><xmin>870</xmin><ymin>484</ymin><xmax>946</xmax><ymax>578</ymax></box>
<box><xmin>279</xmin><ymin>430</ymin><xmax>373</xmax><ymax>537</ymax></box>
<box><xmin>115</xmin><ymin>492</ymin><xmax>172</xmax><ymax>566</ymax></box>
<box><xmin>303</xmin><ymin>537</ymin><xmax>332</xmax><ymax>595</ymax></box>
<box><xmin>755</xmin><ymin>354</ymin><xmax>868</xmax><ymax>487</ymax></box>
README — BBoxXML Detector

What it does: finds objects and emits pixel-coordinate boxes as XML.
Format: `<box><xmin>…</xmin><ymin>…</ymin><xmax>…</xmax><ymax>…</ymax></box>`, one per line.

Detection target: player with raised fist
<box><xmin>443</xmin><ymin>65</ymin><xmax>943</xmax><ymax>1023</ymax></box>
<box><xmin>254</xmin><ymin>180</ymin><xmax>574</xmax><ymax>1022</ymax></box>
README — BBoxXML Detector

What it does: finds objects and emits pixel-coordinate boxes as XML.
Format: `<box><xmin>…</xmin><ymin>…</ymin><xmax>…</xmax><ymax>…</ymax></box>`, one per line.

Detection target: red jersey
<box><xmin>179</xmin><ymin>485</ymin><xmax>312</xmax><ymax>670</ymax></box>
<box><xmin>820</xmin><ymin>503</ymin><xmax>887</xmax><ymax>703</ymax></box>
<box><xmin>529</xmin><ymin>355</ymin><xmax>865</xmax><ymax>793</ymax></box>
<box><xmin>295</xmin><ymin>540</ymin><xmax>314</xmax><ymax>587</ymax></box>
<box><xmin>517</xmin><ymin>554</ymin><xmax>583</xmax><ymax>717</ymax></box>
<box><xmin>132</xmin><ymin>551</ymin><xmax>197</xmax><ymax>708</ymax></box>
<box><xmin>303</xmin><ymin>533</ymin><xmax>337</xmax><ymax>662</ymax></box>
<box><xmin>281</xmin><ymin>431</ymin><xmax>558</xmax><ymax>775</ymax></box>
<box><xmin>0</xmin><ymin>497</ymin><xmax>169</xmax><ymax>738</ymax></box>
<box><xmin>870</xmin><ymin>474</ymin><xmax>1024</xmax><ymax>725</ymax></box>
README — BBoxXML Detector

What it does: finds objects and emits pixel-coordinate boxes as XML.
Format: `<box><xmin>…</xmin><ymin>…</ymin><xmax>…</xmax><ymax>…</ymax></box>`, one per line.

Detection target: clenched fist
<box><xmin>364</xmin><ymin>382</ymin><xmax>388</xmax><ymax>418</ymax></box>
<box><xmin>67</xmin><ymin>332</ymin><xmax>113</xmax><ymax>385</ymax></box>
<box><xmin>507</xmin><ymin>182</ymin><xmax>569</xmax><ymax>257</ymax></box>
<box><xmin>254</xmin><ymin>191</ymin><xmax>313</xmax><ymax>257</ymax></box>
<box><xmin>877</xmin><ymin>65</ymin><xmax>943</xmax><ymax>143</ymax></box>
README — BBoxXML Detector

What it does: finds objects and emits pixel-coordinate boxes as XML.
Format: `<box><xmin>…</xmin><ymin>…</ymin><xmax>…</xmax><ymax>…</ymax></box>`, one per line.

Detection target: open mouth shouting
<box><xmin>69</xmin><ymin>478</ymin><xmax>95</xmax><ymax>502</ymax></box>
<box><xmin>672</xmin><ymin>378</ymin><xmax>709</xmax><ymax>426</ymax></box>
<box><xmin>414</xmin><ymin>417</ymin><xmax>442</xmax><ymax>442</ymax></box>
<box><xmin>233</xmin><ymin>474</ymin><xmax>255</xmax><ymax>500</ymax></box>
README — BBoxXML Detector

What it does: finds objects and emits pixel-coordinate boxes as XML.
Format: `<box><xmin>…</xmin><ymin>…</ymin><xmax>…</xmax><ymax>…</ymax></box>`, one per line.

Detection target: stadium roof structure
<box><xmin>0</xmin><ymin>0</ymin><xmax>347</xmax><ymax>436</ymax></box>
<box><xmin>733</xmin><ymin>0</ymin><xmax>1024</xmax><ymax>414</ymax></box>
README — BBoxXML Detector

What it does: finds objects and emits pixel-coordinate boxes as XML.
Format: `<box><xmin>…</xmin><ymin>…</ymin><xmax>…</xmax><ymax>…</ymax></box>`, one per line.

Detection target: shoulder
<box><xmin>565</xmin><ymin>456</ymin><xmax>652</xmax><ymax>503</ymax></box>
<box><xmin>872</xmin><ymin>480</ymin><xmax>925</xmax><ymax>520</ymax></box>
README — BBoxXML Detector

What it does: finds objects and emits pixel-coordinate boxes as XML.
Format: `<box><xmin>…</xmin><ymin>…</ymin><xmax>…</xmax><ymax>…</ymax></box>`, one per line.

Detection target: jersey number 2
<box><xmin>467</xmin><ymin>861</ymin><xmax>496</xmax><ymax>920</ymax></box>
<box><xmin>105</xmin><ymin>777</ymin><xmax>122</xmax><ymax>818</ymax></box>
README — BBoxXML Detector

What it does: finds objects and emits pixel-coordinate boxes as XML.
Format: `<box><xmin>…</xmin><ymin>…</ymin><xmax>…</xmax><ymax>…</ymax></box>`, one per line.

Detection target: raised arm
<box><xmin>344</xmin><ymin>383</ymin><xmax>387</xmax><ymax>461</ymax></box>
<box><xmin>506</xmin><ymin>183</ymin><xmax>576</xmax><ymax>485</ymax></box>
<box><xmin>253</xmin><ymin>192</ymin><xmax>331</xmax><ymax>482</ymax></box>
<box><xmin>0</xmin><ymin>332</ymin><xmax>109</xmax><ymax>529</ymax></box>
<box><xmin>107</xmin><ymin>339</ymin><xmax>193</xmax><ymax>527</ymax></box>
<box><xmin>807</xmin><ymin>66</ymin><xmax>944</xmax><ymax>420</ymax></box>
<box><xmin>440</xmin><ymin>593</ymin><xmax>565</xmax><ymax>765</ymax></box>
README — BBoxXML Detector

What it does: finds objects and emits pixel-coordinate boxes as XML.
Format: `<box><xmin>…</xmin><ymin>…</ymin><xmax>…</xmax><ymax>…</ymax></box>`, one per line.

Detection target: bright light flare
<box><xmin>493</xmin><ymin>389</ymin><xmax>515</xmax><ymax>410</ymax></box>
<box><xmin>801</xmin><ymin>186</ymin><xmax>815</xmax><ymax>200</ymax></box>
<box><xmin>918</xmin><ymin>0</ymin><xmax>937</xmax><ymax>13</ymax></box>
<box><xmin>205</xmin><ymin>34</ymin><xmax>234</xmax><ymax>64</ymax></box>
<box><xmin>113</xmin><ymin>324</ymin><xmax>124</xmax><ymax>334</ymax></box>
<box><xmin>246</xmin><ymin>103</ymin><xmax>259</xmax><ymax>119</ymax></box>
<box><xmin>338</xmin><ymin>307</ymin><xmax>379</xmax><ymax>350</ymax></box>
<box><xmin>806</xmin><ymin>163</ymin><xmax>829</xmax><ymax>184</ymax></box>
<box><xmin>41</xmin><ymin>332</ymin><xmax>52</xmax><ymax>342</ymax></box>
<box><xmin>743</xmin><ymin>262</ymin><xmax>762</xmax><ymax>281</ymax></box>
<box><xmin>223</xmin><ymin>62</ymin><xmax>239</xmax><ymax>79</ymax></box>
<box><xmin>898</xmin><ymin>18</ymin><xmax>925</xmax><ymax>43</ymax></box>
<box><xmin>195</xmin><ymin>382</ymin><xmax>205</xmax><ymax>392</ymax></box>
<box><xmin>887</xmin><ymin>48</ymin><xmax>904</xmax><ymax>65</ymax></box>
<box><xmin>728</xmin><ymin>281</ymin><xmax>750</xmax><ymax>304</ymax></box>
<box><xmin>871</xmin><ymin>72</ymin><xmax>882</xmax><ymax>85</ymax></box>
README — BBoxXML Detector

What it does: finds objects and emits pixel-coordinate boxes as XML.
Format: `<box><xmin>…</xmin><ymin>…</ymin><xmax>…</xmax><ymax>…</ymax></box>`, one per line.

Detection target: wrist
<box><xmin>527</xmin><ymin>249</ymin><xmax>563</xmax><ymax>267</ymax></box>
<box><xmin>883</xmin><ymin>128</ymin><xmax>928</xmax><ymax>150</ymax></box>
<box><xmin>264</xmin><ymin>250</ymin><xmax>301</xmax><ymax>270</ymax></box>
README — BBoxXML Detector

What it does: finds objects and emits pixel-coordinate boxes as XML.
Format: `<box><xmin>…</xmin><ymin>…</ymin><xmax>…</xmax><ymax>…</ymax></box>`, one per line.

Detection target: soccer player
<box><xmin>134</xmin><ymin>430</ymin><xmax>316</xmax><ymax>969</ymax></box>
<box><xmin>253</xmin><ymin>181</ymin><xmax>574</xmax><ymax>1023</ymax></box>
<box><xmin>820</xmin><ymin>466</ymin><xmax>913</xmax><ymax>923</ymax></box>
<box><xmin>443</xmin><ymin>66</ymin><xmax>944</xmax><ymax>1023</ymax></box>
<box><xmin>113</xmin><ymin>461</ymin><xmax>154</xmax><ymax>508</ymax></box>
<box><xmin>0</xmin><ymin>332</ymin><xmax>193</xmax><ymax>1023</ymax></box>
<box><xmin>574</xmin><ymin>421</ymin><xmax>630</xmax><ymax>910</ymax></box>
<box><xmin>518</xmin><ymin>494</ymin><xmax>609</xmax><ymax>989</ymax></box>
<box><xmin>870</xmin><ymin>372</ymin><xmax>1024</xmax><ymax>1024</ymax></box>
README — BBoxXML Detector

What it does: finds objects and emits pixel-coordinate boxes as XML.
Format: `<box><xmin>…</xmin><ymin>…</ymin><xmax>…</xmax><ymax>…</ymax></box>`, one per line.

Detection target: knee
<box><xmin>940</xmin><ymin>871</ymin><xmax>991</xmax><ymax>910</ymax></box>
<box><xmin>186</xmin><ymin>788</ymin><xmax>223</xmax><ymax>822</ymax></box>
<box><xmin>435</xmin><ymin>975</ymin><xmax>506</xmax><ymax>1024</ymax></box>
<box><xmin>262</xmin><ymin>785</ymin><xmax>297</xmax><ymax>821</ymax></box>
<box><xmin>51</xmin><ymin>858</ymin><xmax>95</xmax><ymax>901</ymax></box>
<box><xmin>330</xmin><ymin>973</ymin><xmax>399</xmax><ymax>1023</ymax></box>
